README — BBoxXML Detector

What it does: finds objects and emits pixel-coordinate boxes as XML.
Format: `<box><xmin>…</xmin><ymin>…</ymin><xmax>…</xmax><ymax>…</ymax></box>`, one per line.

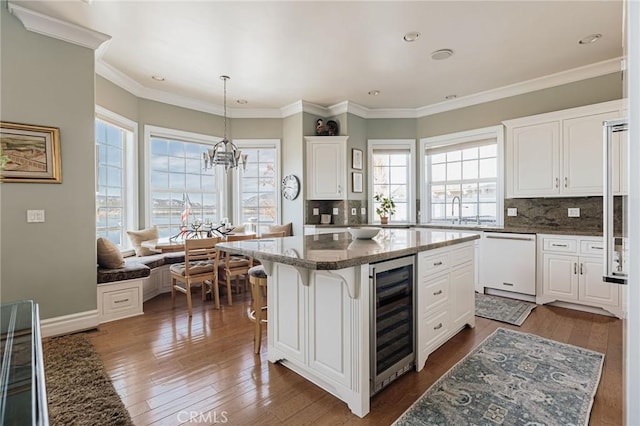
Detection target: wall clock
<box><xmin>282</xmin><ymin>174</ymin><xmax>300</xmax><ymax>200</ymax></box>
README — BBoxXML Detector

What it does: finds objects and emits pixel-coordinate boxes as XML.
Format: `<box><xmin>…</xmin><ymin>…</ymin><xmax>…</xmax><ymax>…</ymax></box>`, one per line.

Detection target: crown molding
<box><xmin>416</xmin><ymin>57</ymin><xmax>622</xmax><ymax>117</ymax></box>
<box><xmin>8</xmin><ymin>2</ymin><xmax>111</xmax><ymax>50</ymax></box>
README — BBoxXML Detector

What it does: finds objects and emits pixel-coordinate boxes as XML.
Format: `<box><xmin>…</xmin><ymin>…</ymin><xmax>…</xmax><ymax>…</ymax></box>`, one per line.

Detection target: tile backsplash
<box><xmin>305</xmin><ymin>200</ymin><xmax>367</xmax><ymax>225</ymax></box>
<box><xmin>504</xmin><ymin>196</ymin><xmax>623</xmax><ymax>234</ymax></box>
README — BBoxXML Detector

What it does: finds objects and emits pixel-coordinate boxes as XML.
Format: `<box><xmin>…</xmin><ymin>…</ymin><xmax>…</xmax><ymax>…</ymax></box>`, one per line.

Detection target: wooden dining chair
<box><xmin>217</xmin><ymin>234</ymin><xmax>255</xmax><ymax>301</ymax></box>
<box><xmin>170</xmin><ymin>237</ymin><xmax>221</xmax><ymax>316</ymax></box>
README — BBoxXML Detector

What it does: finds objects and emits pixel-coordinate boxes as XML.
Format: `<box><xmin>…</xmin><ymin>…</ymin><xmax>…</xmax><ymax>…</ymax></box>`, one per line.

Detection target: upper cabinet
<box><xmin>305</xmin><ymin>136</ymin><xmax>348</xmax><ymax>200</ymax></box>
<box><xmin>504</xmin><ymin>100</ymin><xmax>626</xmax><ymax>198</ymax></box>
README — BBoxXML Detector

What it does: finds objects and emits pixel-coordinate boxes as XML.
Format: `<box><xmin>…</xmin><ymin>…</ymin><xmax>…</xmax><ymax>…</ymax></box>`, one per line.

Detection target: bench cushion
<box><xmin>97</xmin><ymin>261</ymin><xmax>151</xmax><ymax>284</ymax></box>
<box><xmin>135</xmin><ymin>254</ymin><xmax>165</xmax><ymax>269</ymax></box>
<box><xmin>163</xmin><ymin>251</ymin><xmax>186</xmax><ymax>264</ymax></box>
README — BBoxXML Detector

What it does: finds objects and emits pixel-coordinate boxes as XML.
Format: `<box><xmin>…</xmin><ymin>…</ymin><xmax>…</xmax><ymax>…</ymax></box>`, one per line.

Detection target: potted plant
<box><xmin>373</xmin><ymin>193</ymin><xmax>396</xmax><ymax>224</ymax></box>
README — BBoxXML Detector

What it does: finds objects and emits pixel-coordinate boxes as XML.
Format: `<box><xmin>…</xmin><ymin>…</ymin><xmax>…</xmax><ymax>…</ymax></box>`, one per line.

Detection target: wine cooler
<box><xmin>369</xmin><ymin>255</ymin><xmax>415</xmax><ymax>395</ymax></box>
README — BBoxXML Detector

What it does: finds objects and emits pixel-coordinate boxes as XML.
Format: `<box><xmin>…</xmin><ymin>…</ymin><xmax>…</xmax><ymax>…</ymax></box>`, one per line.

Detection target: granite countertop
<box><xmin>217</xmin><ymin>228</ymin><xmax>480</xmax><ymax>270</ymax></box>
<box><xmin>304</xmin><ymin>223</ymin><xmax>603</xmax><ymax>236</ymax></box>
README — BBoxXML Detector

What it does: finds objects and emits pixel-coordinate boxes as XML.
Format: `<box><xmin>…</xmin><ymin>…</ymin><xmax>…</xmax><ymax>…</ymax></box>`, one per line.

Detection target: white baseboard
<box><xmin>40</xmin><ymin>309</ymin><xmax>99</xmax><ymax>338</ymax></box>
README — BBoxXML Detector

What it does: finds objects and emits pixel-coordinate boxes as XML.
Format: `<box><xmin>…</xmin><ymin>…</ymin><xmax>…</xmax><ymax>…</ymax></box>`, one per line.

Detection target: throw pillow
<box><xmin>127</xmin><ymin>226</ymin><xmax>159</xmax><ymax>256</ymax></box>
<box><xmin>268</xmin><ymin>222</ymin><xmax>293</xmax><ymax>237</ymax></box>
<box><xmin>97</xmin><ymin>238</ymin><xmax>125</xmax><ymax>269</ymax></box>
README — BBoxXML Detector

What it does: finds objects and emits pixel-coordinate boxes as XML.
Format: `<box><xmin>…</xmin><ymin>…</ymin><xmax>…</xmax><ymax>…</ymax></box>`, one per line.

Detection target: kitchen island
<box><xmin>217</xmin><ymin>228</ymin><xmax>480</xmax><ymax>417</ymax></box>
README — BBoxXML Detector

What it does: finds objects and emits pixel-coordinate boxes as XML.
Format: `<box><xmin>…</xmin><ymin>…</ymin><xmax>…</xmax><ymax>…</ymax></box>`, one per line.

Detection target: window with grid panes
<box><xmin>96</xmin><ymin>116</ymin><xmax>135</xmax><ymax>247</ymax></box>
<box><xmin>370</xmin><ymin>143</ymin><xmax>414</xmax><ymax>223</ymax></box>
<box><xmin>147</xmin><ymin>128</ymin><xmax>221</xmax><ymax>238</ymax></box>
<box><xmin>233</xmin><ymin>141</ymin><xmax>280</xmax><ymax>234</ymax></box>
<box><xmin>426</xmin><ymin>139</ymin><xmax>499</xmax><ymax>225</ymax></box>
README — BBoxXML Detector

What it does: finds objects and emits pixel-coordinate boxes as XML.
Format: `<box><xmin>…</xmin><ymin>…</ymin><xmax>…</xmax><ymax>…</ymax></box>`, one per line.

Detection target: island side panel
<box><xmin>267</xmin><ymin>261</ymin><xmax>371</xmax><ymax>417</ymax></box>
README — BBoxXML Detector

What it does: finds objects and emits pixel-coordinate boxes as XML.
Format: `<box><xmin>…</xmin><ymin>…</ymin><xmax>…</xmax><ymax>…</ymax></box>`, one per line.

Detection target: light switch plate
<box><xmin>568</xmin><ymin>208</ymin><xmax>580</xmax><ymax>217</ymax></box>
<box><xmin>361</xmin><ymin>207</ymin><xmax>366</xmax><ymax>215</ymax></box>
<box><xmin>351</xmin><ymin>208</ymin><xmax>357</xmax><ymax>215</ymax></box>
<box><xmin>27</xmin><ymin>210</ymin><xmax>45</xmax><ymax>223</ymax></box>
<box><xmin>312</xmin><ymin>208</ymin><xmax>319</xmax><ymax>216</ymax></box>
<box><xmin>507</xmin><ymin>208</ymin><xmax>517</xmax><ymax>217</ymax></box>
<box><xmin>332</xmin><ymin>207</ymin><xmax>339</xmax><ymax>215</ymax></box>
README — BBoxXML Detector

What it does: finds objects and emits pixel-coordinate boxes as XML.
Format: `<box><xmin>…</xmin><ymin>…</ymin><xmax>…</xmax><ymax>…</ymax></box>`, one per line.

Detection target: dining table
<box><xmin>142</xmin><ymin>232</ymin><xmax>257</xmax><ymax>253</ymax></box>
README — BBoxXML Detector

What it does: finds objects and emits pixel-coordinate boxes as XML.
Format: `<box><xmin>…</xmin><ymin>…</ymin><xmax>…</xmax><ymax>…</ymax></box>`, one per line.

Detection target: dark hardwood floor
<box><xmin>86</xmin><ymin>291</ymin><xmax>623</xmax><ymax>425</ymax></box>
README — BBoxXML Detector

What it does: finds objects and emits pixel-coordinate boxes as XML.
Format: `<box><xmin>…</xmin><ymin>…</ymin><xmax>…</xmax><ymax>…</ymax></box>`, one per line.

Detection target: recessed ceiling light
<box><xmin>445</xmin><ymin>94</ymin><xmax>457</xmax><ymax>100</ymax></box>
<box><xmin>403</xmin><ymin>31</ymin><xmax>421</xmax><ymax>42</ymax></box>
<box><xmin>578</xmin><ymin>34</ymin><xmax>602</xmax><ymax>44</ymax></box>
<box><xmin>431</xmin><ymin>49</ymin><xmax>454</xmax><ymax>60</ymax></box>
<box><xmin>151</xmin><ymin>75</ymin><xmax>165</xmax><ymax>81</ymax></box>
<box><xmin>236</xmin><ymin>99</ymin><xmax>248</xmax><ymax>105</ymax></box>
<box><xmin>368</xmin><ymin>90</ymin><xmax>380</xmax><ymax>96</ymax></box>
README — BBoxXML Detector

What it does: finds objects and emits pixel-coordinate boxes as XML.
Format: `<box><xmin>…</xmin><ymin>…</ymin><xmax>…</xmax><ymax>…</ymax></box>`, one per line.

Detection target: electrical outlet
<box><xmin>568</xmin><ymin>208</ymin><xmax>580</xmax><ymax>217</ymax></box>
<box><xmin>507</xmin><ymin>208</ymin><xmax>517</xmax><ymax>217</ymax></box>
<box><xmin>27</xmin><ymin>210</ymin><xmax>45</xmax><ymax>223</ymax></box>
<box><xmin>351</xmin><ymin>208</ymin><xmax>357</xmax><ymax>215</ymax></box>
<box><xmin>361</xmin><ymin>207</ymin><xmax>366</xmax><ymax>215</ymax></box>
<box><xmin>332</xmin><ymin>207</ymin><xmax>339</xmax><ymax>215</ymax></box>
<box><xmin>312</xmin><ymin>208</ymin><xmax>319</xmax><ymax>216</ymax></box>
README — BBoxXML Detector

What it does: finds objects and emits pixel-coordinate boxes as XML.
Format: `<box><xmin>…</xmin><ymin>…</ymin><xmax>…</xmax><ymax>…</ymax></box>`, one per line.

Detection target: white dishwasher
<box><xmin>480</xmin><ymin>232</ymin><xmax>536</xmax><ymax>296</ymax></box>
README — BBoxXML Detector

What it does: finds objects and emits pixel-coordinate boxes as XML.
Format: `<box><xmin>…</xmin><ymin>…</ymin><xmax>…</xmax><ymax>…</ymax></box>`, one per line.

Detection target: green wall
<box><xmin>0</xmin><ymin>7</ymin><xmax>97</xmax><ymax>319</ymax></box>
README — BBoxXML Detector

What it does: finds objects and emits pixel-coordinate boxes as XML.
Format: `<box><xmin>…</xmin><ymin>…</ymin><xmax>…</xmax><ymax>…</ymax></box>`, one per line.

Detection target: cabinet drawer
<box><xmin>543</xmin><ymin>237</ymin><xmax>577</xmax><ymax>253</ymax></box>
<box><xmin>98</xmin><ymin>280</ymin><xmax>143</xmax><ymax>323</ymax></box>
<box><xmin>450</xmin><ymin>244</ymin><xmax>473</xmax><ymax>267</ymax></box>
<box><xmin>422</xmin><ymin>309</ymin><xmax>450</xmax><ymax>353</ymax></box>
<box><xmin>420</xmin><ymin>252</ymin><xmax>449</xmax><ymax>277</ymax></box>
<box><xmin>580</xmin><ymin>240</ymin><xmax>604</xmax><ymax>256</ymax></box>
<box><xmin>422</xmin><ymin>274</ymin><xmax>449</xmax><ymax>311</ymax></box>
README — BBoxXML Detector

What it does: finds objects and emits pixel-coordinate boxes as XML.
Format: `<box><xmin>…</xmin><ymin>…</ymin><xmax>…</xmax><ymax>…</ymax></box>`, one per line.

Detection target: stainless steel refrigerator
<box><xmin>603</xmin><ymin>119</ymin><xmax>629</xmax><ymax>285</ymax></box>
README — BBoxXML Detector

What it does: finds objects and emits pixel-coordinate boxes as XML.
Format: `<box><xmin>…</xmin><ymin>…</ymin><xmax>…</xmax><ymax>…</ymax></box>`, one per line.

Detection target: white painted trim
<box><xmin>96</xmin><ymin>56</ymin><xmax>621</xmax><ymax>120</ymax></box>
<box><xmin>8</xmin><ymin>3</ymin><xmax>111</xmax><ymax>50</ymax></box>
<box><xmin>232</xmin><ymin>139</ymin><xmax>282</xmax><ymax>227</ymax></box>
<box><xmin>420</xmin><ymin>125</ymin><xmax>504</xmax><ymax>226</ymax></box>
<box><xmin>40</xmin><ymin>309</ymin><xmax>99</xmax><ymax>338</ymax></box>
<box><xmin>367</xmin><ymin>139</ymin><xmax>416</xmax><ymax>224</ymax></box>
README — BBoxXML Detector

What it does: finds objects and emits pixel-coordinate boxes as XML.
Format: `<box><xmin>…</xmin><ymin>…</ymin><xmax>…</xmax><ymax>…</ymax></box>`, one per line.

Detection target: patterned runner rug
<box><xmin>393</xmin><ymin>328</ymin><xmax>604</xmax><ymax>426</ymax></box>
<box><xmin>43</xmin><ymin>333</ymin><xmax>133</xmax><ymax>426</ymax></box>
<box><xmin>475</xmin><ymin>293</ymin><xmax>536</xmax><ymax>326</ymax></box>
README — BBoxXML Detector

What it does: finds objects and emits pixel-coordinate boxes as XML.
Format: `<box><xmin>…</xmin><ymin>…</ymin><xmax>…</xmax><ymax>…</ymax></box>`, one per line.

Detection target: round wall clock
<box><xmin>282</xmin><ymin>174</ymin><xmax>300</xmax><ymax>200</ymax></box>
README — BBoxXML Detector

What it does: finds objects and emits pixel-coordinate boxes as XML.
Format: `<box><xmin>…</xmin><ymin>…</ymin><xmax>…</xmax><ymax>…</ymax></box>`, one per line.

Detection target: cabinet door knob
<box><xmin>433</xmin><ymin>261</ymin><xmax>443</xmax><ymax>266</ymax></box>
<box><xmin>433</xmin><ymin>289</ymin><xmax>443</xmax><ymax>296</ymax></box>
<box><xmin>580</xmin><ymin>263</ymin><xmax>584</xmax><ymax>275</ymax></box>
<box><xmin>564</xmin><ymin>177</ymin><xmax>568</xmax><ymax>188</ymax></box>
<box><xmin>555</xmin><ymin>177</ymin><xmax>559</xmax><ymax>188</ymax></box>
<box><xmin>434</xmin><ymin>323</ymin><xmax>443</xmax><ymax>330</ymax></box>
<box><xmin>574</xmin><ymin>263</ymin><xmax>577</xmax><ymax>274</ymax></box>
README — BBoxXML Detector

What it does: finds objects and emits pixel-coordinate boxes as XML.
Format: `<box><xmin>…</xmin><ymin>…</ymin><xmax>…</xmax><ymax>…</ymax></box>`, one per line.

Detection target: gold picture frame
<box><xmin>0</xmin><ymin>122</ymin><xmax>62</xmax><ymax>183</ymax></box>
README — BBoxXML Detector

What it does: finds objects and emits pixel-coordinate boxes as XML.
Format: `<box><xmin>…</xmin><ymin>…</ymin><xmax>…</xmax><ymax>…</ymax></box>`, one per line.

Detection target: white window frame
<box><xmin>95</xmin><ymin>105</ymin><xmax>138</xmax><ymax>249</ymax></box>
<box><xmin>232</xmin><ymin>139</ymin><xmax>281</xmax><ymax>230</ymax></box>
<box><xmin>420</xmin><ymin>125</ymin><xmax>504</xmax><ymax>226</ymax></box>
<box><xmin>143</xmin><ymin>125</ymin><xmax>224</xmax><ymax>227</ymax></box>
<box><xmin>367</xmin><ymin>139</ymin><xmax>416</xmax><ymax>224</ymax></box>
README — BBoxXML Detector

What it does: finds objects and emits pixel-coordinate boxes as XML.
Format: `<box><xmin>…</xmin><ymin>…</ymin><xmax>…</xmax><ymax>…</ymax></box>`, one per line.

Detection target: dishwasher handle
<box><xmin>485</xmin><ymin>234</ymin><xmax>534</xmax><ymax>242</ymax></box>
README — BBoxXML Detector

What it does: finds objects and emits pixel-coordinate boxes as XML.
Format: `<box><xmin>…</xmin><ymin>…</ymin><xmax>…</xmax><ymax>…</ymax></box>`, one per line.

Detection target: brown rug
<box><xmin>43</xmin><ymin>334</ymin><xmax>133</xmax><ymax>426</ymax></box>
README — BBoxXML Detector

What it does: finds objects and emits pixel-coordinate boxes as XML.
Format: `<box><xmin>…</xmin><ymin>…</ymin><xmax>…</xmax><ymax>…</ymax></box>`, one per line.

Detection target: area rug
<box><xmin>43</xmin><ymin>334</ymin><xmax>133</xmax><ymax>426</ymax></box>
<box><xmin>475</xmin><ymin>293</ymin><xmax>536</xmax><ymax>326</ymax></box>
<box><xmin>394</xmin><ymin>328</ymin><xmax>604</xmax><ymax>426</ymax></box>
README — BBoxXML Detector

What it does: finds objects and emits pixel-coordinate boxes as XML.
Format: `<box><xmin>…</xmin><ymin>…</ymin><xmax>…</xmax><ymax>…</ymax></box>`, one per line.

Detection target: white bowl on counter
<box><xmin>348</xmin><ymin>227</ymin><xmax>381</xmax><ymax>240</ymax></box>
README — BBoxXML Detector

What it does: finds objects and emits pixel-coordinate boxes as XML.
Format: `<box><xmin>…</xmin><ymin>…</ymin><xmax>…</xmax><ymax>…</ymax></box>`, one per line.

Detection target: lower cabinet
<box><xmin>416</xmin><ymin>242</ymin><xmax>475</xmax><ymax>371</ymax></box>
<box><xmin>97</xmin><ymin>279</ymin><xmax>143</xmax><ymax>323</ymax></box>
<box><xmin>537</xmin><ymin>235</ymin><xmax>623</xmax><ymax>318</ymax></box>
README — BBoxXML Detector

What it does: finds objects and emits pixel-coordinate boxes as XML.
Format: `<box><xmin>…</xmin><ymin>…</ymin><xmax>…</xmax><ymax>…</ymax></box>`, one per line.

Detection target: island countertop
<box><xmin>216</xmin><ymin>228</ymin><xmax>481</xmax><ymax>270</ymax></box>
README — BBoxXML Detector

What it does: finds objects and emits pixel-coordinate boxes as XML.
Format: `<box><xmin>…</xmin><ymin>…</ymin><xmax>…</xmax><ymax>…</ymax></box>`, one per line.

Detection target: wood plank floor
<box><xmin>85</xmin><ymin>292</ymin><xmax>623</xmax><ymax>425</ymax></box>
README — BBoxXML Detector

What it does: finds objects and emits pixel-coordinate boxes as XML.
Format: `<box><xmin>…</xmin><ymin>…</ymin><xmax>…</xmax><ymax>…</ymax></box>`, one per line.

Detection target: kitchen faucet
<box><xmin>451</xmin><ymin>195</ymin><xmax>462</xmax><ymax>224</ymax></box>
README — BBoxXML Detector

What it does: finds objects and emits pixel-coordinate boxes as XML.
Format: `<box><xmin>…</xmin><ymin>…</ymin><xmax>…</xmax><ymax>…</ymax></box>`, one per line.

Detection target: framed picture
<box><xmin>352</xmin><ymin>172</ymin><xmax>363</xmax><ymax>193</ymax></box>
<box><xmin>352</xmin><ymin>148</ymin><xmax>363</xmax><ymax>170</ymax></box>
<box><xmin>1</xmin><ymin>122</ymin><xmax>62</xmax><ymax>183</ymax></box>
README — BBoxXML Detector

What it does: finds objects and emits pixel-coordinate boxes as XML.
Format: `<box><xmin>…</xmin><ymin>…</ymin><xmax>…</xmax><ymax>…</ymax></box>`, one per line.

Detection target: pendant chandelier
<box><xmin>203</xmin><ymin>75</ymin><xmax>247</xmax><ymax>171</ymax></box>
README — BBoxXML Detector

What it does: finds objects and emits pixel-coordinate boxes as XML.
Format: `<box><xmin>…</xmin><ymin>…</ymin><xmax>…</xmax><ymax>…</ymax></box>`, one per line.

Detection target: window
<box><xmin>368</xmin><ymin>140</ymin><xmax>416</xmax><ymax>223</ymax></box>
<box><xmin>421</xmin><ymin>126</ymin><xmax>504</xmax><ymax>226</ymax></box>
<box><xmin>233</xmin><ymin>140</ymin><xmax>280</xmax><ymax>234</ymax></box>
<box><xmin>95</xmin><ymin>107</ymin><xmax>137</xmax><ymax>247</ymax></box>
<box><xmin>145</xmin><ymin>126</ymin><xmax>222</xmax><ymax>238</ymax></box>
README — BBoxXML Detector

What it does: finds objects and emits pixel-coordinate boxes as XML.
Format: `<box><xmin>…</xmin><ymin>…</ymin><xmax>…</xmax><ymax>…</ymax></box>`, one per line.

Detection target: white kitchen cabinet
<box><xmin>305</xmin><ymin>136</ymin><xmax>348</xmax><ymax>200</ymax></box>
<box><xmin>416</xmin><ymin>242</ymin><xmax>475</xmax><ymax>371</ymax></box>
<box><xmin>537</xmin><ymin>234</ymin><xmax>622</xmax><ymax>318</ymax></box>
<box><xmin>505</xmin><ymin>100</ymin><xmax>624</xmax><ymax>198</ymax></box>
